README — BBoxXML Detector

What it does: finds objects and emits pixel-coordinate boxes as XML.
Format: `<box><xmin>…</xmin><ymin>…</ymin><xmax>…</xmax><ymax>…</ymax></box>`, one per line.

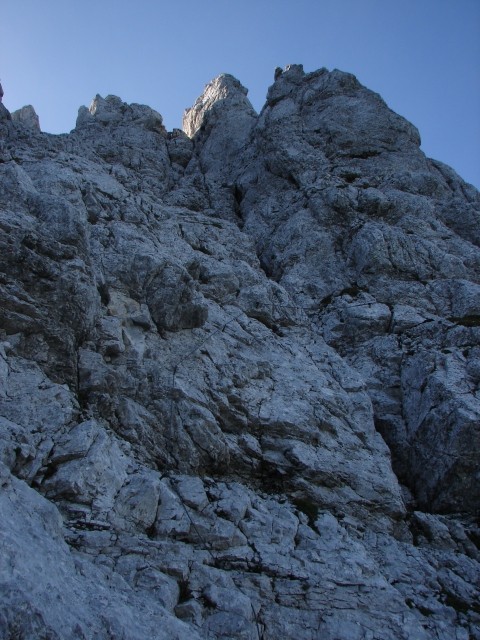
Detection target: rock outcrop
<box><xmin>11</xmin><ymin>105</ymin><xmax>41</xmax><ymax>131</ymax></box>
<box><xmin>0</xmin><ymin>65</ymin><xmax>479</xmax><ymax>640</ymax></box>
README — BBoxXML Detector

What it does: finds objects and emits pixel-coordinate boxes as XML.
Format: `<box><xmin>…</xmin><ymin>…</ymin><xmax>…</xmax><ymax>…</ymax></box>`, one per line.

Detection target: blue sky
<box><xmin>1</xmin><ymin>0</ymin><xmax>479</xmax><ymax>188</ymax></box>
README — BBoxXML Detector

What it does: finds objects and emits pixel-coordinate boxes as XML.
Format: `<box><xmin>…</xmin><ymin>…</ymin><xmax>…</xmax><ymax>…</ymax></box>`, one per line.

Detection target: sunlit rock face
<box><xmin>0</xmin><ymin>65</ymin><xmax>479</xmax><ymax>640</ymax></box>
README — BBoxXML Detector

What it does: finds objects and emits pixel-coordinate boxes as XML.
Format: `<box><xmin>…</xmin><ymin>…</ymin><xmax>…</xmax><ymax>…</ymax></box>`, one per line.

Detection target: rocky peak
<box><xmin>76</xmin><ymin>93</ymin><xmax>165</xmax><ymax>134</ymax></box>
<box><xmin>262</xmin><ymin>64</ymin><xmax>421</xmax><ymax>163</ymax></box>
<box><xmin>185</xmin><ymin>65</ymin><xmax>480</xmax><ymax>516</ymax></box>
<box><xmin>11</xmin><ymin>105</ymin><xmax>41</xmax><ymax>131</ymax></box>
<box><xmin>180</xmin><ymin>73</ymin><xmax>258</xmax><ymax>216</ymax></box>
<box><xmin>0</xmin><ymin>82</ymin><xmax>40</xmax><ymax>129</ymax></box>
<box><xmin>267</xmin><ymin>62</ymin><xmax>307</xmax><ymax>98</ymax></box>
<box><xmin>183</xmin><ymin>73</ymin><xmax>257</xmax><ymax>138</ymax></box>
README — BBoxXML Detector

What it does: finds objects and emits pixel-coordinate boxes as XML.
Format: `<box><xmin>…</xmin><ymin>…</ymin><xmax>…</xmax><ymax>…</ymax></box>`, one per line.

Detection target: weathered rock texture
<box><xmin>0</xmin><ymin>65</ymin><xmax>479</xmax><ymax>640</ymax></box>
<box><xmin>11</xmin><ymin>105</ymin><xmax>41</xmax><ymax>131</ymax></box>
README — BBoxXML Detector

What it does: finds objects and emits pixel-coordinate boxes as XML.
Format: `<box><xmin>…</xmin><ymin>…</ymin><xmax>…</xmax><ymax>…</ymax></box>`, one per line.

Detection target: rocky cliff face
<box><xmin>0</xmin><ymin>65</ymin><xmax>479</xmax><ymax>640</ymax></box>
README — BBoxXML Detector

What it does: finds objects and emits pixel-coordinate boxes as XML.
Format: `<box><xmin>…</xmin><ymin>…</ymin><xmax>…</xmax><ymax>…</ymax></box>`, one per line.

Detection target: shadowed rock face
<box><xmin>0</xmin><ymin>66</ymin><xmax>479</xmax><ymax>640</ymax></box>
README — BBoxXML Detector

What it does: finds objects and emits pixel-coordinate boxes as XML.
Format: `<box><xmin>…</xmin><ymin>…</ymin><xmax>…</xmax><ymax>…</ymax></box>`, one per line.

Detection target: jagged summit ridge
<box><xmin>0</xmin><ymin>66</ymin><xmax>479</xmax><ymax>640</ymax></box>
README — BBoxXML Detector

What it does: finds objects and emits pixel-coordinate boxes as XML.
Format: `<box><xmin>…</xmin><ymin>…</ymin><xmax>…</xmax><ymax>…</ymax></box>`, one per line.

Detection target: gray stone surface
<box><xmin>0</xmin><ymin>67</ymin><xmax>479</xmax><ymax>639</ymax></box>
<box><xmin>190</xmin><ymin>63</ymin><xmax>480</xmax><ymax>516</ymax></box>
<box><xmin>11</xmin><ymin>105</ymin><xmax>41</xmax><ymax>131</ymax></box>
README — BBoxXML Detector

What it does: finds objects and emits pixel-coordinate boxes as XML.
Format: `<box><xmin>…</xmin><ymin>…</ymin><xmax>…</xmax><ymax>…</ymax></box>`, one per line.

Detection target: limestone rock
<box><xmin>192</xmin><ymin>63</ymin><xmax>480</xmax><ymax>516</ymax></box>
<box><xmin>11</xmin><ymin>105</ymin><xmax>41</xmax><ymax>131</ymax></box>
<box><xmin>0</xmin><ymin>65</ymin><xmax>479</xmax><ymax>640</ymax></box>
